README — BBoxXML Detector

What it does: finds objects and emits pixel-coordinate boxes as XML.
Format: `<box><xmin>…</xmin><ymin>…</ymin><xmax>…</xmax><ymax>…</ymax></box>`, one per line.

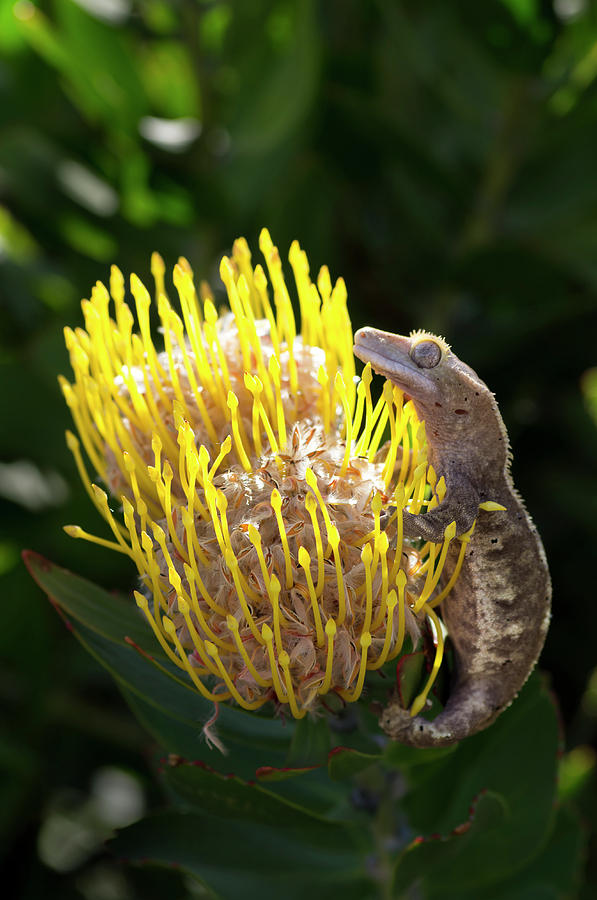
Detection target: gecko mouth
<box><xmin>353</xmin><ymin>327</ymin><xmax>436</xmax><ymax>400</ymax></box>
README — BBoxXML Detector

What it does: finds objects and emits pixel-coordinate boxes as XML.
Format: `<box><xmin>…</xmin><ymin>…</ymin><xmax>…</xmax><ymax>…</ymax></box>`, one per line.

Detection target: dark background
<box><xmin>1</xmin><ymin>0</ymin><xmax>597</xmax><ymax>896</ymax></box>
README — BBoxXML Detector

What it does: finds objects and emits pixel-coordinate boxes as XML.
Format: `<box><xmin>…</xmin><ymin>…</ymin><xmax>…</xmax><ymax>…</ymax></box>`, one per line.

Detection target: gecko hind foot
<box><xmin>380</xmin><ymin>701</ymin><xmax>457</xmax><ymax>748</ymax></box>
<box><xmin>381</xmin><ymin>678</ymin><xmax>506</xmax><ymax>747</ymax></box>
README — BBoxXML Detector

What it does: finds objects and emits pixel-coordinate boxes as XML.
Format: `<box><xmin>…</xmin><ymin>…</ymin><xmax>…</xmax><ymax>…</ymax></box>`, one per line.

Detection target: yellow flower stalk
<box><xmin>60</xmin><ymin>230</ymin><xmax>465</xmax><ymax>719</ymax></box>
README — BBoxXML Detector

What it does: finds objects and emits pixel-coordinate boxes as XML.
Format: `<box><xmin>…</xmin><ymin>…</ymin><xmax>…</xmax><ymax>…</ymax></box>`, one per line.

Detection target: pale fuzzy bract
<box><xmin>60</xmin><ymin>230</ymin><xmax>467</xmax><ymax>719</ymax></box>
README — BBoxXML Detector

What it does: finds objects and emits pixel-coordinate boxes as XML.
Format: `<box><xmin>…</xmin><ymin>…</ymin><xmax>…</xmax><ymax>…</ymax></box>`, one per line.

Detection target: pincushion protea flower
<box><xmin>60</xmin><ymin>230</ymin><xmax>468</xmax><ymax>721</ymax></box>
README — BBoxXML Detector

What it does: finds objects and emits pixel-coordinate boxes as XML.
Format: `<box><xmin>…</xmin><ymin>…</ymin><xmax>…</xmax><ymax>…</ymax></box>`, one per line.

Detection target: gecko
<box><xmin>353</xmin><ymin>327</ymin><xmax>551</xmax><ymax>747</ymax></box>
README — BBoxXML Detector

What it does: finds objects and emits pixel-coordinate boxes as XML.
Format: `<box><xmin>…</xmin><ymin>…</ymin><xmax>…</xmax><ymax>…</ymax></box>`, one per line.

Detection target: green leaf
<box><xmin>483</xmin><ymin>802</ymin><xmax>585</xmax><ymax>900</ymax></box>
<box><xmin>229</xmin><ymin>0</ymin><xmax>321</xmax><ymax>156</ymax></box>
<box><xmin>20</xmin><ymin>0</ymin><xmax>147</xmax><ymax>131</ymax></box>
<box><xmin>138</xmin><ymin>40</ymin><xmax>200</xmax><ymax>119</ymax></box>
<box><xmin>109</xmin><ymin>809</ymin><xmax>375</xmax><ymax>900</ymax></box>
<box><xmin>393</xmin><ymin>798</ymin><xmax>586</xmax><ymax>900</ymax></box>
<box><xmin>393</xmin><ymin>673</ymin><xmax>560</xmax><ymax>890</ymax></box>
<box><xmin>75</xmin><ymin>621</ymin><xmax>209</xmax><ymax>723</ymax></box>
<box><xmin>22</xmin><ymin>551</ymin><xmax>161</xmax><ymax>654</ymax></box>
<box><xmin>254</xmin><ymin>765</ymin><xmax>354</xmax><ymax>822</ymax></box>
<box><xmin>393</xmin><ymin>791</ymin><xmax>509</xmax><ymax>897</ymax></box>
<box><xmin>582</xmin><ymin>367</ymin><xmax>597</xmax><ymax>428</ymax></box>
<box><xmin>24</xmin><ymin>553</ymin><xmax>295</xmax><ymax>775</ymax></box>
<box><xmin>384</xmin><ymin>742</ymin><xmax>457</xmax><ymax>771</ymax></box>
<box><xmin>136</xmin><ymin>704</ymin><xmax>357</xmax><ymax>821</ymax></box>
<box><xmin>396</xmin><ymin>651</ymin><xmax>425</xmax><ymax>708</ymax></box>
<box><xmin>286</xmin><ymin>714</ymin><xmax>331</xmax><ymax>767</ymax></box>
<box><xmin>558</xmin><ymin>744</ymin><xmax>596</xmax><ymax>801</ymax></box>
<box><xmin>79</xmin><ymin>621</ymin><xmax>295</xmax><ymax>777</ymax></box>
<box><xmin>59</xmin><ymin>214</ymin><xmax>118</xmax><ymax>262</ymax></box>
<box><xmin>254</xmin><ymin>764</ymin><xmax>320</xmax><ymax>783</ymax></box>
<box><xmin>120</xmin><ymin>684</ymin><xmax>213</xmax><ymax>762</ymax></box>
<box><xmin>327</xmin><ymin>747</ymin><xmax>381</xmax><ymax>781</ymax></box>
<box><xmin>121</xmin><ymin>685</ymin><xmax>291</xmax><ymax>781</ymax></box>
<box><xmin>0</xmin><ymin>0</ymin><xmax>26</xmax><ymax>52</ymax></box>
<box><xmin>163</xmin><ymin>758</ymin><xmax>337</xmax><ymax>823</ymax></box>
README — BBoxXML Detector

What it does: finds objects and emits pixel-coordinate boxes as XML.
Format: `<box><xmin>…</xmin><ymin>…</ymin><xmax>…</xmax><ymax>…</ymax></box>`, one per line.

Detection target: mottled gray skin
<box><xmin>353</xmin><ymin>327</ymin><xmax>551</xmax><ymax>747</ymax></box>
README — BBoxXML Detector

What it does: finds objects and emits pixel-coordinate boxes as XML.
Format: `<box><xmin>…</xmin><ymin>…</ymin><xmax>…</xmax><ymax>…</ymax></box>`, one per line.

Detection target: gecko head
<box><xmin>353</xmin><ymin>327</ymin><xmax>488</xmax><ymax>438</ymax></box>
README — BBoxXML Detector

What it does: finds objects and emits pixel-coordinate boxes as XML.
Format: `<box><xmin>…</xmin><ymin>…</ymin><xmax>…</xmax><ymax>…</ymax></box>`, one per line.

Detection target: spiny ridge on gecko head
<box><xmin>409</xmin><ymin>329</ymin><xmax>451</xmax><ymax>353</ymax></box>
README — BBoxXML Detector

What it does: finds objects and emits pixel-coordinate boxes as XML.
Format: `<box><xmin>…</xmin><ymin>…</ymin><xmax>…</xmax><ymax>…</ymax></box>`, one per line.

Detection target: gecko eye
<box><xmin>410</xmin><ymin>340</ymin><xmax>442</xmax><ymax>369</ymax></box>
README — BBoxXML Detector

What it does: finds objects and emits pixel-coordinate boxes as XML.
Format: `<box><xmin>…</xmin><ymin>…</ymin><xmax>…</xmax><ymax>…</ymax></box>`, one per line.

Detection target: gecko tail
<box><xmin>380</xmin><ymin>677</ymin><xmax>506</xmax><ymax>748</ymax></box>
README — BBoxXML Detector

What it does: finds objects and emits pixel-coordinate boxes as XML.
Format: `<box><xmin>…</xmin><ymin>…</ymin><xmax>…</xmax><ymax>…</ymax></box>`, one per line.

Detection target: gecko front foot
<box><xmin>402</xmin><ymin>506</ymin><xmax>477</xmax><ymax>543</ymax></box>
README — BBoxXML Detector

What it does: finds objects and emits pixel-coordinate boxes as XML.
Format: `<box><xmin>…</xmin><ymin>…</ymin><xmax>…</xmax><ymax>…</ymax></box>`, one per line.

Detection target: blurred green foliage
<box><xmin>23</xmin><ymin>553</ymin><xmax>577</xmax><ymax>899</ymax></box>
<box><xmin>2</xmin><ymin>0</ymin><xmax>597</xmax><ymax>896</ymax></box>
